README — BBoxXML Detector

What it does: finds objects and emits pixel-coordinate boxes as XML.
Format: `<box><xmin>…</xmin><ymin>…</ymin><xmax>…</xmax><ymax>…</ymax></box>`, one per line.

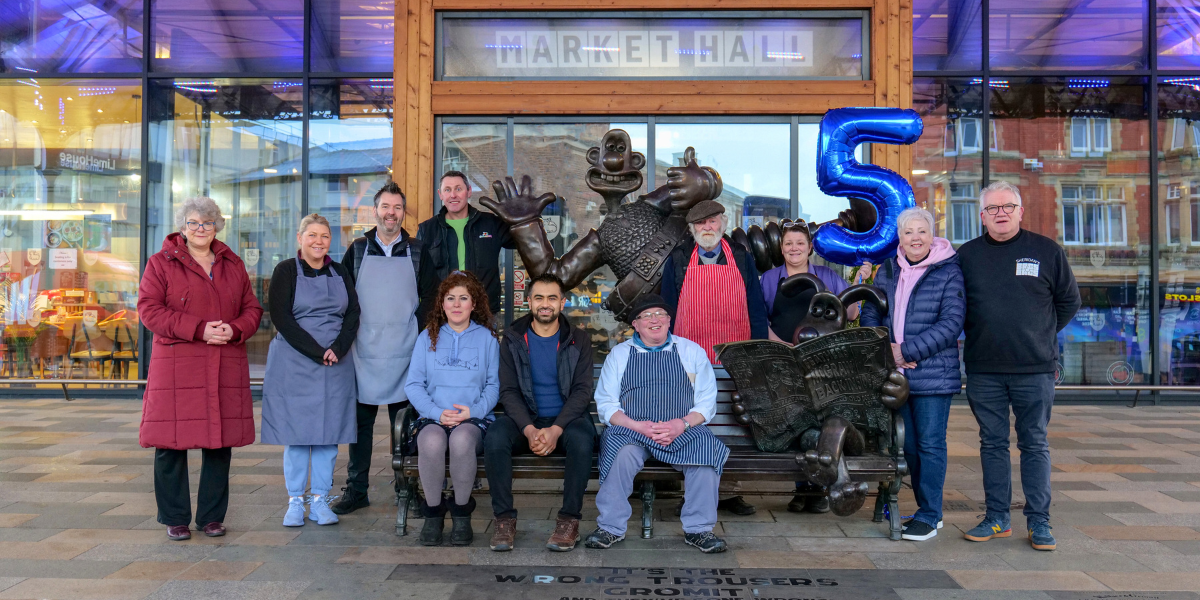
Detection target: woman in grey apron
<box><xmin>263</xmin><ymin>214</ymin><xmax>360</xmax><ymax>527</ymax></box>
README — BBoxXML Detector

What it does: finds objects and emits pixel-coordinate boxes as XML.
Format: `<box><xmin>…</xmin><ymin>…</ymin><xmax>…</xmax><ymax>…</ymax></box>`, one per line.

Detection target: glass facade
<box><xmin>914</xmin><ymin>0</ymin><xmax>1199</xmax><ymax>387</ymax></box>
<box><xmin>2</xmin><ymin>1</ymin><xmax>1199</xmax><ymax>389</ymax></box>
<box><xmin>1</xmin><ymin>1</ymin><xmax>392</xmax><ymax>381</ymax></box>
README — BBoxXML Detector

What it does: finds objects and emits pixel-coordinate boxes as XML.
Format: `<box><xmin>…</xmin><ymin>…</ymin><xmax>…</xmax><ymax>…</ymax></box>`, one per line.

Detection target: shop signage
<box><xmin>58</xmin><ymin>152</ymin><xmax>117</xmax><ymax>173</ymax></box>
<box><xmin>26</xmin><ymin>249</ymin><xmax>41</xmax><ymax>266</ymax></box>
<box><xmin>441</xmin><ymin>15</ymin><xmax>864</xmax><ymax>80</ymax></box>
<box><xmin>49</xmin><ymin>248</ymin><xmax>77</xmax><ymax>270</ymax></box>
<box><xmin>244</xmin><ymin>248</ymin><xmax>260</xmax><ymax>267</ymax></box>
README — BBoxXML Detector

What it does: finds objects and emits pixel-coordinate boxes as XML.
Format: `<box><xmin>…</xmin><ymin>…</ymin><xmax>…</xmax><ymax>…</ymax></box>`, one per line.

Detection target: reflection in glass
<box><xmin>309</xmin><ymin>79</ymin><xmax>394</xmax><ymax>261</ymax></box>
<box><xmin>912</xmin><ymin>78</ymin><xmax>983</xmax><ymax>242</ymax></box>
<box><xmin>512</xmin><ymin>123</ymin><xmax>648</xmax><ymax>359</ymax></box>
<box><xmin>989</xmin><ymin>1</ymin><xmax>1147</xmax><ymax>71</ymax></box>
<box><xmin>991</xmin><ymin>78</ymin><xmax>1150</xmax><ymax>385</ymax></box>
<box><xmin>311</xmin><ymin>0</ymin><xmax>395</xmax><ymax>72</ymax></box>
<box><xmin>1158</xmin><ymin>1</ymin><xmax>1200</xmax><ymax>70</ymax></box>
<box><xmin>440</xmin><ymin>15</ymin><xmax>865</xmax><ymax>80</ymax></box>
<box><xmin>0</xmin><ymin>79</ymin><xmax>143</xmax><ymax>379</ymax></box>
<box><xmin>1158</xmin><ymin>80</ymin><xmax>1200</xmax><ymax>384</ymax></box>
<box><xmin>0</xmin><ymin>1</ymin><xmax>144</xmax><ymax>73</ymax></box>
<box><xmin>656</xmin><ymin>123</ymin><xmax>790</xmax><ymax>230</ymax></box>
<box><xmin>147</xmin><ymin>79</ymin><xmax>304</xmax><ymax>376</ymax></box>
<box><xmin>151</xmin><ymin>0</ymin><xmax>304</xmax><ymax>72</ymax></box>
<box><xmin>913</xmin><ymin>0</ymin><xmax>983</xmax><ymax>71</ymax></box>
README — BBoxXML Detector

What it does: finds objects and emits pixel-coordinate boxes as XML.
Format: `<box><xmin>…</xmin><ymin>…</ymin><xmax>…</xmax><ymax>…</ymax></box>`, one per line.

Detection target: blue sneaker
<box><xmin>1029</xmin><ymin>521</ymin><xmax>1056</xmax><ymax>551</ymax></box>
<box><xmin>963</xmin><ymin>515</ymin><xmax>1011</xmax><ymax>542</ymax></box>
<box><xmin>283</xmin><ymin>496</ymin><xmax>305</xmax><ymax>527</ymax></box>
<box><xmin>309</xmin><ymin>495</ymin><xmax>339</xmax><ymax>526</ymax></box>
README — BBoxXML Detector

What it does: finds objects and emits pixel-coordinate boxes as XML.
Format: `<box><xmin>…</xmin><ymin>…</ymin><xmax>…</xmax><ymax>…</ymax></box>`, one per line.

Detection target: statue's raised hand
<box><xmin>479</xmin><ymin>175</ymin><xmax>557</xmax><ymax>226</ymax></box>
<box><xmin>665</xmin><ymin>147</ymin><xmax>723</xmax><ymax>212</ymax></box>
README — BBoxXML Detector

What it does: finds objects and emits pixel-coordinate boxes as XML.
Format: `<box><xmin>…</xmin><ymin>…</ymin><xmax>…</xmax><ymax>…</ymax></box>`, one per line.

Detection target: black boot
<box><xmin>420</xmin><ymin>497</ymin><xmax>447</xmax><ymax>546</ymax></box>
<box><xmin>448</xmin><ymin>497</ymin><xmax>476</xmax><ymax>546</ymax></box>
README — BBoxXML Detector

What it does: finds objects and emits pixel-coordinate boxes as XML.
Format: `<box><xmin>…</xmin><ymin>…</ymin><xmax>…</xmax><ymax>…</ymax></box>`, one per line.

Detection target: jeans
<box><xmin>595</xmin><ymin>444</ymin><xmax>719</xmax><ymax>536</ymax></box>
<box><xmin>153</xmin><ymin>447</ymin><xmax>231</xmax><ymax>528</ymax></box>
<box><xmin>344</xmin><ymin>402</ymin><xmax>404</xmax><ymax>494</ymax></box>
<box><xmin>966</xmin><ymin>372</ymin><xmax>1055</xmax><ymax>525</ymax></box>
<box><xmin>484</xmin><ymin>414</ymin><xmax>597</xmax><ymax>520</ymax></box>
<box><xmin>284</xmin><ymin>445</ymin><xmax>339</xmax><ymax>498</ymax></box>
<box><xmin>900</xmin><ymin>393</ymin><xmax>953</xmax><ymax>527</ymax></box>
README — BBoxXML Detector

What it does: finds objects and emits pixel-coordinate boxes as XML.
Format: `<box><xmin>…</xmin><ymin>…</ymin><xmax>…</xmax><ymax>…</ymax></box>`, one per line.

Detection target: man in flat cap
<box><xmin>661</xmin><ymin>199</ymin><xmax>769</xmax><ymax>364</ymax></box>
<box><xmin>585</xmin><ymin>294</ymin><xmax>730</xmax><ymax>554</ymax></box>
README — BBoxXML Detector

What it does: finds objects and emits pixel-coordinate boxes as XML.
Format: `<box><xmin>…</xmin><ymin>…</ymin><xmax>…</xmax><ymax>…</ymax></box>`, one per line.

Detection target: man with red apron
<box><xmin>660</xmin><ymin>200</ymin><xmax>770</xmax><ymax>365</ymax></box>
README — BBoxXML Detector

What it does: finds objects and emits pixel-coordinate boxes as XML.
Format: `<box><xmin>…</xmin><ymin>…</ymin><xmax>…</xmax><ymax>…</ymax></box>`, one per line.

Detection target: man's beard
<box><xmin>534</xmin><ymin>310</ymin><xmax>558</xmax><ymax>324</ymax></box>
<box><xmin>377</xmin><ymin>218</ymin><xmax>401</xmax><ymax>235</ymax></box>
<box><xmin>696</xmin><ymin>230</ymin><xmax>721</xmax><ymax>250</ymax></box>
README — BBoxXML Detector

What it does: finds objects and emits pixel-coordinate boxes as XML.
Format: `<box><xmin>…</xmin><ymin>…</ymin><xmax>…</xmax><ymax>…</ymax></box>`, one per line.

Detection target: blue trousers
<box><xmin>900</xmin><ymin>393</ymin><xmax>953</xmax><ymax>527</ymax></box>
<box><xmin>596</xmin><ymin>444</ymin><xmax>719</xmax><ymax>536</ymax></box>
<box><xmin>284</xmin><ymin>445</ymin><xmax>339</xmax><ymax>498</ymax></box>
<box><xmin>966</xmin><ymin>372</ymin><xmax>1055</xmax><ymax>525</ymax></box>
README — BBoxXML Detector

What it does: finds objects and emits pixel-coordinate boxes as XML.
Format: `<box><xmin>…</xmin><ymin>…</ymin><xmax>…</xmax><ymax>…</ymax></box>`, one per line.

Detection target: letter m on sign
<box><xmin>496</xmin><ymin>32</ymin><xmax>524</xmax><ymax>67</ymax></box>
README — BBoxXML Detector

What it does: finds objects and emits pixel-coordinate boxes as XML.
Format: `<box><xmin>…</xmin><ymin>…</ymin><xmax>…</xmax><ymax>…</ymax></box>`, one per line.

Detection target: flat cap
<box><xmin>685</xmin><ymin>200</ymin><xmax>726</xmax><ymax>224</ymax></box>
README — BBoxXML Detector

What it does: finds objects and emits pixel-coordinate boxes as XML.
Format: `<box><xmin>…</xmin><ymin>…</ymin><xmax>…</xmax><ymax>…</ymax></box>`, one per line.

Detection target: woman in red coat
<box><xmin>138</xmin><ymin>196</ymin><xmax>263</xmax><ymax>541</ymax></box>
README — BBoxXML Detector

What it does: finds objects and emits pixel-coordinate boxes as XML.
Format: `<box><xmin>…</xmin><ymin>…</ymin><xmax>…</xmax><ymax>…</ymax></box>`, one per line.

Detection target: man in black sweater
<box><xmin>484</xmin><ymin>273</ymin><xmax>596</xmax><ymax>553</ymax></box>
<box><xmin>958</xmin><ymin>181</ymin><xmax>1080</xmax><ymax>552</ymax></box>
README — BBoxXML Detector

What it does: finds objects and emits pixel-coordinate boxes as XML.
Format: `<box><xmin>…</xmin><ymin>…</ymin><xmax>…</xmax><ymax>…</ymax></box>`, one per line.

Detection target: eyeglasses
<box><xmin>635</xmin><ymin>311</ymin><xmax>670</xmax><ymax>322</ymax></box>
<box><xmin>185</xmin><ymin>220</ymin><xmax>216</xmax><ymax>231</ymax></box>
<box><xmin>781</xmin><ymin>219</ymin><xmax>810</xmax><ymax>230</ymax></box>
<box><xmin>983</xmin><ymin>203</ymin><xmax>1019</xmax><ymax>216</ymax></box>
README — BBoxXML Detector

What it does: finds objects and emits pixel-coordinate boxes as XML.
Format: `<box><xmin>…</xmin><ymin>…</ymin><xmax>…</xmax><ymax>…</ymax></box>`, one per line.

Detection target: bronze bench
<box><xmin>391</xmin><ymin>368</ymin><xmax>906</xmax><ymax>539</ymax></box>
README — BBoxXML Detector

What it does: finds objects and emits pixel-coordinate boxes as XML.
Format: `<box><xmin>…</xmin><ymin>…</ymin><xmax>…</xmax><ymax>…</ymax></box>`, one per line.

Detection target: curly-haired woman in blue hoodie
<box><xmin>405</xmin><ymin>270</ymin><xmax>500</xmax><ymax>547</ymax></box>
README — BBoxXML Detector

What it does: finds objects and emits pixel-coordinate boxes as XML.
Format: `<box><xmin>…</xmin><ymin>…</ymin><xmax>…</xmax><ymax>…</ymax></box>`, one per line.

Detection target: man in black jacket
<box><xmin>416</xmin><ymin>170</ymin><xmax>514</xmax><ymax>319</ymax></box>
<box><xmin>330</xmin><ymin>182</ymin><xmax>427</xmax><ymax>515</ymax></box>
<box><xmin>958</xmin><ymin>181</ymin><xmax>1080</xmax><ymax>552</ymax></box>
<box><xmin>484</xmin><ymin>273</ymin><xmax>596</xmax><ymax>553</ymax></box>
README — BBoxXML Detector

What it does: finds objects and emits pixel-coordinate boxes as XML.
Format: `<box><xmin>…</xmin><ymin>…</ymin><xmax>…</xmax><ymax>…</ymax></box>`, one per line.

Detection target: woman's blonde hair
<box><xmin>297</xmin><ymin>213</ymin><xmax>331</xmax><ymax>235</ymax></box>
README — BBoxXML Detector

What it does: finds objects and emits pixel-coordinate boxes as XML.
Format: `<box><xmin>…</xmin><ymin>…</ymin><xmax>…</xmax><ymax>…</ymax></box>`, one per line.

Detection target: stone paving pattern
<box><xmin>0</xmin><ymin>397</ymin><xmax>1198</xmax><ymax>599</ymax></box>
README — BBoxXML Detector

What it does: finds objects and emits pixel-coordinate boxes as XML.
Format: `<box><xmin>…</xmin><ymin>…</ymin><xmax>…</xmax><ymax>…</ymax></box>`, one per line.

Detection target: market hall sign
<box><xmin>439</xmin><ymin>14</ymin><xmax>866</xmax><ymax>80</ymax></box>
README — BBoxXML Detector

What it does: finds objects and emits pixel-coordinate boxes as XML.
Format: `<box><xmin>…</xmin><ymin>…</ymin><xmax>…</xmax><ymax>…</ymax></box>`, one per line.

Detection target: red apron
<box><xmin>675</xmin><ymin>239</ymin><xmax>752</xmax><ymax>364</ymax></box>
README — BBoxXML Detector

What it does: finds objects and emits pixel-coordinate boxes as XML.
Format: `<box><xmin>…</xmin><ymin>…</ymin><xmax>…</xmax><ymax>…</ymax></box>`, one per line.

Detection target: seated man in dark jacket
<box><xmin>484</xmin><ymin>273</ymin><xmax>597</xmax><ymax>553</ymax></box>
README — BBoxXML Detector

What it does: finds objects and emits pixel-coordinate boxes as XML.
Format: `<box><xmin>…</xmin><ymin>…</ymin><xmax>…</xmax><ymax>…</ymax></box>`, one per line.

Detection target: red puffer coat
<box><xmin>138</xmin><ymin>233</ymin><xmax>263</xmax><ymax>450</ymax></box>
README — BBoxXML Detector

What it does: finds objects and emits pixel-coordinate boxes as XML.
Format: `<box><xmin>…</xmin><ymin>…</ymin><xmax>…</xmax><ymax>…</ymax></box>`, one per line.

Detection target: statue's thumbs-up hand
<box><xmin>479</xmin><ymin>175</ymin><xmax>556</xmax><ymax>225</ymax></box>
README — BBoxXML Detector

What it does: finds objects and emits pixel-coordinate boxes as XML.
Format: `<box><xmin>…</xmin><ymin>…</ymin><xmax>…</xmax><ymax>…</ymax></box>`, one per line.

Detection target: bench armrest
<box><xmin>392</xmin><ymin>405</ymin><xmax>414</xmax><ymax>465</ymax></box>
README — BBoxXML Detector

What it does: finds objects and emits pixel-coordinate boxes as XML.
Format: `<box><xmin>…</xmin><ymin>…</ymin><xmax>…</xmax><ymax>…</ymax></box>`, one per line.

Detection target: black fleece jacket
<box><xmin>497</xmin><ymin>313</ymin><xmax>594</xmax><ymax>431</ymax></box>
<box><xmin>958</xmin><ymin>229</ymin><xmax>1081</xmax><ymax>374</ymax></box>
<box><xmin>267</xmin><ymin>255</ymin><xmax>360</xmax><ymax>364</ymax></box>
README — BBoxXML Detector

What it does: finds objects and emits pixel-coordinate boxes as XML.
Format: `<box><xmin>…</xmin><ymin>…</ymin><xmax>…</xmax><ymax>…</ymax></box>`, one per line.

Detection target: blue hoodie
<box><xmin>404</xmin><ymin>321</ymin><xmax>500</xmax><ymax>421</ymax></box>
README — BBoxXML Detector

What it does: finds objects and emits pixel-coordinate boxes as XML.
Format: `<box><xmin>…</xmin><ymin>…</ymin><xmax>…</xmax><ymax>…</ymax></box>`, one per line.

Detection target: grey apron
<box><xmin>351</xmin><ymin>253</ymin><xmax>419</xmax><ymax>406</ymax></box>
<box><xmin>261</xmin><ymin>259</ymin><xmax>357</xmax><ymax>446</ymax></box>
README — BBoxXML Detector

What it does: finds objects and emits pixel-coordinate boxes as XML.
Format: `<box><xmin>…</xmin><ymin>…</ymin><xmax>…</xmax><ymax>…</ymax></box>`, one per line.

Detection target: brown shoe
<box><xmin>490</xmin><ymin>517</ymin><xmax>517</xmax><ymax>552</ymax></box>
<box><xmin>546</xmin><ymin>517</ymin><xmax>580</xmax><ymax>552</ymax></box>
<box><xmin>202</xmin><ymin>522</ymin><xmax>226</xmax><ymax>537</ymax></box>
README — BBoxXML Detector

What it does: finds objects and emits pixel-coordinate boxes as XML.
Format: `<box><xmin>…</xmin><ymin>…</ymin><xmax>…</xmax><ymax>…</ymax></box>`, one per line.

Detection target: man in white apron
<box><xmin>331</xmin><ymin>182</ymin><xmax>426</xmax><ymax>515</ymax></box>
<box><xmin>585</xmin><ymin>294</ymin><xmax>730</xmax><ymax>554</ymax></box>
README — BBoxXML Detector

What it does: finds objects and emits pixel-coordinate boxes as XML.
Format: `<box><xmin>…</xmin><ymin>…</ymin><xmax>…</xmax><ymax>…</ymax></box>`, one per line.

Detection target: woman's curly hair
<box><xmin>425</xmin><ymin>270</ymin><xmax>495</xmax><ymax>351</ymax></box>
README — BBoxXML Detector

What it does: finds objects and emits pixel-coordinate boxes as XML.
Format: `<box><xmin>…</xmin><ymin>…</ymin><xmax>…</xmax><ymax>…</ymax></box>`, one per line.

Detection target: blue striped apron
<box><xmin>598</xmin><ymin>344</ymin><xmax>730</xmax><ymax>483</ymax></box>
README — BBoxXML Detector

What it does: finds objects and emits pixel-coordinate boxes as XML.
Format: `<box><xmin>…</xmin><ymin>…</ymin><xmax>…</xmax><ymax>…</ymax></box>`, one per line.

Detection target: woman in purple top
<box><xmin>760</xmin><ymin>222</ymin><xmax>865</xmax><ymax>341</ymax></box>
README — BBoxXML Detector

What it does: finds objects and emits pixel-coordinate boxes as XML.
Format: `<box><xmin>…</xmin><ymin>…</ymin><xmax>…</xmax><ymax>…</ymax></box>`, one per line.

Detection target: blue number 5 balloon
<box><xmin>814</xmin><ymin>107</ymin><xmax>923</xmax><ymax>265</ymax></box>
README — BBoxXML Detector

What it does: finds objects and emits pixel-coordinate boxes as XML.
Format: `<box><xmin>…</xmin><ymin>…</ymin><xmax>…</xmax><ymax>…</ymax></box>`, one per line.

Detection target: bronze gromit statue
<box><xmin>479</xmin><ymin>128</ymin><xmax>722</xmax><ymax>322</ymax></box>
<box><xmin>717</xmin><ymin>275</ymin><xmax>908</xmax><ymax>517</ymax></box>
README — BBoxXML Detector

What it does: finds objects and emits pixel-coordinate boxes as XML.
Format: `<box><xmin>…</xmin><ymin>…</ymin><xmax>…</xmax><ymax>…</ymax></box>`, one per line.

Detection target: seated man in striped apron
<box><xmin>584</xmin><ymin>294</ymin><xmax>731</xmax><ymax>553</ymax></box>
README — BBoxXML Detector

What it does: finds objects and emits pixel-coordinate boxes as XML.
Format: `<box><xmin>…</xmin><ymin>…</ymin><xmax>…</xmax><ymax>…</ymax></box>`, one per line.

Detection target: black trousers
<box><xmin>345</xmin><ymin>401</ymin><xmax>404</xmax><ymax>494</ymax></box>
<box><xmin>154</xmin><ymin>447</ymin><xmax>232</xmax><ymax>528</ymax></box>
<box><xmin>485</xmin><ymin>413</ymin><xmax>596</xmax><ymax>520</ymax></box>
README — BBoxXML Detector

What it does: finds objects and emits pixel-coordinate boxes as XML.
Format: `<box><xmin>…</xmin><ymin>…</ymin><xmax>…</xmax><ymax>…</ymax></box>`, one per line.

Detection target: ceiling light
<box><xmin>0</xmin><ymin>209</ymin><xmax>94</xmax><ymax>220</ymax></box>
<box><xmin>66</xmin><ymin>97</ymin><xmax>73</xmax><ymax>101</ymax></box>
<box><xmin>911</xmin><ymin>169</ymin><xmax>929</xmax><ymax>175</ymax></box>
<box><xmin>96</xmin><ymin>109</ymin><xmax>103</xmax><ymax>113</ymax></box>
<box><xmin>31</xmin><ymin>120</ymin><xmax>37</xmax><ymax>123</ymax></box>
<box><xmin>263</xmin><ymin>168</ymin><xmax>278</xmax><ymax>174</ymax></box>
<box><xmin>86</xmin><ymin>138</ymin><xmax>92</xmax><ymax>142</ymax></box>
<box><xmin>59</xmin><ymin>129</ymin><xmax>66</xmax><ymax>133</ymax></box>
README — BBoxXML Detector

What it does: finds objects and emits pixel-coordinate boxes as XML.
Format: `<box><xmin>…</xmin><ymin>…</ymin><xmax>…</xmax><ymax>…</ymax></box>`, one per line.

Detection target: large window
<box><xmin>0</xmin><ymin>79</ymin><xmax>143</xmax><ymax>380</ymax></box>
<box><xmin>991</xmin><ymin>78</ymin><xmax>1150</xmax><ymax>385</ymax></box>
<box><xmin>147</xmin><ymin>79</ymin><xmax>305</xmax><ymax>377</ymax></box>
<box><xmin>1159</xmin><ymin>81</ymin><xmax>1200</xmax><ymax>384</ymax></box>
<box><xmin>911</xmin><ymin>78</ymin><xmax>983</xmax><ymax>241</ymax></box>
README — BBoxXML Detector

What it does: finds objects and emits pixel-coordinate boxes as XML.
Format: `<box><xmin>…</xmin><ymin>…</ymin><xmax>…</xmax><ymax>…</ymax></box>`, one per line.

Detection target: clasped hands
<box><xmin>439</xmin><ymin>404</ymin><xmax>471</xmax><ymax>427</ymax></box>
<box><xmin>630</xmin><ymin>418</ymin><xmax>687</xmax><ymax>448</ymax></box>
<box><xmin>202</xmin><ymin>321</ymin><xmax>234</xmax><ymax>345</ymax></box>
<box><xmin>891</xmin><ymin>342</ymin><xmax>917</xmax><ymax>370</ymax></box>
<box><xmin>523</xmin><ymin>424</ymin><xmax>564</xmax><ymax>456</ymax></box>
